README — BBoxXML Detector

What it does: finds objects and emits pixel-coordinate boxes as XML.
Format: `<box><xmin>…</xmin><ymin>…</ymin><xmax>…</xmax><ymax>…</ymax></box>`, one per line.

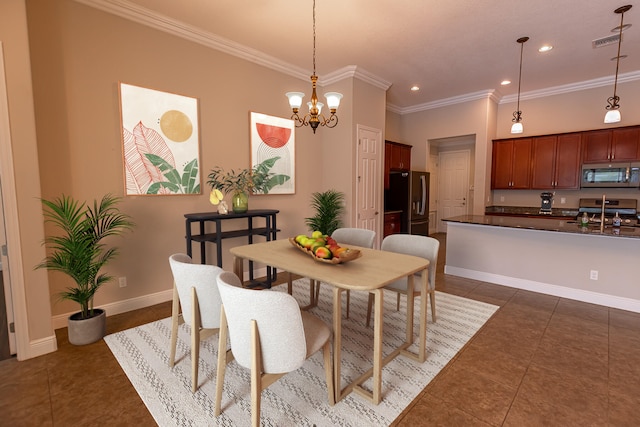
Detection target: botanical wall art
<box><xmin>250</xmin><ymin>112</ymin><xmax>295</xmax><ymax>194</ymax></box>
<box><xmin>119</xmin><ymin>82</ymin><xmax>200</xmax><ymax>195</ymax></box>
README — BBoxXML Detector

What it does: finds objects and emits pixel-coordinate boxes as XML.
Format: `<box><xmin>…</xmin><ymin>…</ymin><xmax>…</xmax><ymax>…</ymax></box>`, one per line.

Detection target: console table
<box><xmin>184</xmin><ymin>209</ymin><xmax>279</xmax><ymax>286</ymax></box>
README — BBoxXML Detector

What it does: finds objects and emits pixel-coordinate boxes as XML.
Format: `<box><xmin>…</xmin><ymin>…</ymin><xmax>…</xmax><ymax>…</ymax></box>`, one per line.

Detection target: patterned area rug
<box><xmin>105</xmin><ymin>279</ymin><xmax>498</xmax><ymax>426</ymax></box>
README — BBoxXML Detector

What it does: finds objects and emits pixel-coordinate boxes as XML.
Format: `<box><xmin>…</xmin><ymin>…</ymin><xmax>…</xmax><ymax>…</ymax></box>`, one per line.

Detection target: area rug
<box><xmin>105</xmin><ymin>279</ymin><xmax>498</xmax><ymax>426</ymax></box>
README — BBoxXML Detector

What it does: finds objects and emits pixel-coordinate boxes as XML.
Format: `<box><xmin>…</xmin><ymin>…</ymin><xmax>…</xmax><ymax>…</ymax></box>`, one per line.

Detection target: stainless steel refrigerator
<box><xmin>386</xmin><ymin>171</ymin><xmax>430</xmax><ymax>236</ymax></box>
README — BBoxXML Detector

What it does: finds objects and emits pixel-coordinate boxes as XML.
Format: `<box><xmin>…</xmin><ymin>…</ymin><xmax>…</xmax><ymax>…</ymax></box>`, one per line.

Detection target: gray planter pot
<box><xmin>68</xmin><ymin>309</ymin><xmax>106</xmax><ymax>345</ymax></box>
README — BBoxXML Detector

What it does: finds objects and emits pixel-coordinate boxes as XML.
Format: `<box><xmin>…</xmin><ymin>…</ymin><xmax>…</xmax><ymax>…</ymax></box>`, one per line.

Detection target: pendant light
<box><xmin>286</xmin><ymin>0</ymin><xmax>342</xmax><ymax>134</ymax></box>
<box><xmin>511</xmin><ymin>37</ymin><xmax>529</xmax><ymax>134</ymax></box>
<box><xmin>604</xmin><ymin>5</ymin><xmax>632</xmax><ymax>124</ymax></box>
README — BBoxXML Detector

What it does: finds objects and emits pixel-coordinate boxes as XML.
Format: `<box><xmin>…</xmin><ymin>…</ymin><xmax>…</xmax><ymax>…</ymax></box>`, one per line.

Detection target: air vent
<box><xmin>593</xmin><ymin>34</ymin><xmax>621</xmax><ymax>48</ymax></box>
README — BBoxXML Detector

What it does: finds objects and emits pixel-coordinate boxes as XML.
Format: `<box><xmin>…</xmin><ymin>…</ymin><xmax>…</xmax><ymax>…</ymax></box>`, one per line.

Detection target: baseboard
<box><xmin>51</xmin><ymin>288</ymin><xmax>174</xmax><ymax>330</ymax></box>
<box><xmin>51</xmin><ymin>266</ymin><xmax>269</xmax><ymax>330</ymax></box>
<box><xmin>19</xmin><ymin>335</ymin><xmax>58</xmax><ymax>361</ymax></box>
<box><xmin>444</xmin><ymin>265</ymin><xmax>640</xmax><ymax>313</ymax></box>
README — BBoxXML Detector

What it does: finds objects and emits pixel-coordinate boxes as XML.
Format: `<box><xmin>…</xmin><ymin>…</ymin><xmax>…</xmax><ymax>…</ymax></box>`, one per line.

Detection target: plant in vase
<box><xmin>36</xmin><ymin>194</ymin><xmax>134</xmax><ymax>345</ymax></box>
<box><xmin>207</xmin><ymin>157</ymin><xmax>290</xmax><ymax>213</ymax></box>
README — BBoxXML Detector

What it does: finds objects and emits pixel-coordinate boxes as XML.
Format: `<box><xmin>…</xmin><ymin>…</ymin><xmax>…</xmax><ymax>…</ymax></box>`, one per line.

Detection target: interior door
<box><xmin>437</xmin><ymin>150</ymin><xmax>470</xmax><ymax>233</ymax></box>
<box><xmin>356</xmin><ymin>125</ymin><xmax>382</xmax><ymax>247</ymax></box>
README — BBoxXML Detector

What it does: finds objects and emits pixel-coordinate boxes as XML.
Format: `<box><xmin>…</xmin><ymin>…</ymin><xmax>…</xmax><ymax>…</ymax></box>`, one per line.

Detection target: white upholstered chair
<box><xmin>365</xmin><ymin>234</ymin><xmax>439</xmax><ymax>327</ymax></box>
<box><xmin>313</xmin><ymin>227</ymin><xmax>376</xmax><ymax>317</ymax></box>
<box><xmin>214</xmin><ymin>271</ymin><xmax>334</xmax><ymax>426</ymax></box>
<box><xmin>168</xmin><ymin>253</ymin><xmax>224</xmax><ymax>393</ymax></box>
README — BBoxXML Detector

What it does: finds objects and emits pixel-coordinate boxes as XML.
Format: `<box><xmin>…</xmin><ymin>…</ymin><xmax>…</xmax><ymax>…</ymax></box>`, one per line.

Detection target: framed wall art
<box><xmin>119</xmin><ymin>82</ymin><xmax>201</xmax><ymax>195</ymax></box>
<box><xmin>249</xmin><ymin>112</ymin><xmax>295</xmax><ymax>194</ymax></box>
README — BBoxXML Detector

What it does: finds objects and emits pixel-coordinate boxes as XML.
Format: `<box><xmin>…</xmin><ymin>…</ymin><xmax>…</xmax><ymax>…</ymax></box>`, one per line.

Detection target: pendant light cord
<box><xmin>312</xmin><ymin>0</ymin><xmax>316</xmax><ymax>76</ymax></box>
<box><xmin>612</xmin><ymin>9</ymin><xmax>626</xmax><ymax>99</ymax></box>
<box><xmin>516</xmin><ymin>40</ymin><xmax>524</xmax><ymax>113</ymax></box>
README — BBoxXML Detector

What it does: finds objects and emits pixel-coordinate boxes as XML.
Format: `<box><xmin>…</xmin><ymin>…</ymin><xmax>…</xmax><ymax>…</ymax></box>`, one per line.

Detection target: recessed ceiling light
<box><xmin>410</xmin><ymin>86</ymin><xmax>420</xmax><ymax>91</ymax></box>
<box><xmin>538</xmin><ymin>45</ymin><xmax>553</xmax><ymax>52</ymax></box>
<box><xmin>501</xmin><ymin>80</ymin><xmax>511</xmax><ymax>86</ymax></box>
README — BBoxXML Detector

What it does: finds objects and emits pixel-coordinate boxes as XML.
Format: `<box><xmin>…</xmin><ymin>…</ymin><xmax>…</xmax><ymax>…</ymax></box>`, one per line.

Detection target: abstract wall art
<box><xmin>119</xmin><ymin>83</ymin><xmax>200</xmax><ymax>195</ymax></box>
<box><xmin>250</xmin><ymin>112</ymin><xmax>295</xmax><ymax>194</ymax></box>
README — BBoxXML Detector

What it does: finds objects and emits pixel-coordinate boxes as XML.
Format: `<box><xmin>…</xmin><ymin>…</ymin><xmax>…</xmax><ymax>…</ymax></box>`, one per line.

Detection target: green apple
<box><xmin>311</xmin><ymin>230</ymin><xmax>323</xmax><ymax>239</ymax></box>
<box><xmin>295</xmin><ymin>234</ymin><xmax>307</xmax><ymax>245</ymax></box>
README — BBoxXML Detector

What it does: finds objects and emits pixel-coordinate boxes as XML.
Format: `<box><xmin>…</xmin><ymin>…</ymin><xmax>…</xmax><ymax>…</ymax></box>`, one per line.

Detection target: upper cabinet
<box><xmin>583</xmin><ymin>127</ymin><xmax>640</xmax><ymax>163</ymax></box>
<box><xmin>384</xmin><ymin>141</ymin><xmax>411</xmax><ymax>189</ymax></box>
<box><xmin>531</xmin><ymin>133</ymin><xmax>582</xmax><ymax>189</ymax></box>
<box><xmin>492</xmin><ymin>138</ymin><xmax>532</xmax><ymax>189</ymax></box>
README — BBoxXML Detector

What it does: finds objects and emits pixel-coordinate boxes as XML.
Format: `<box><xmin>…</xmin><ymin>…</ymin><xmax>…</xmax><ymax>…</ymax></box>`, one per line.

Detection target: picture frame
<box><xmin>119</xmin><ymin>82</ymin><xmax>201</xmax><ymax>196</ymax></box>
<box><xmin>250</xmin><ymin>112</ymin><xmax>295</xmax><ymax>194</ymax></box>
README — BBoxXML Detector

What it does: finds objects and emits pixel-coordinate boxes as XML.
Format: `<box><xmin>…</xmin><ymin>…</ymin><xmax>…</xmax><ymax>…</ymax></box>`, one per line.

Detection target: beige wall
<box><xmin>25</xmin><ymin>0</ymin><xmax>363</xmax><ymax>321</ymax></box>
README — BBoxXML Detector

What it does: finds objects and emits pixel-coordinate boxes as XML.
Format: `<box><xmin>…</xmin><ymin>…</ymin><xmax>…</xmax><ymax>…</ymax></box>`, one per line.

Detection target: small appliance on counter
<box><xmin>539</xmin><ymin>192</ymin><xmax>554</xmax><ymax>214</ymax></box>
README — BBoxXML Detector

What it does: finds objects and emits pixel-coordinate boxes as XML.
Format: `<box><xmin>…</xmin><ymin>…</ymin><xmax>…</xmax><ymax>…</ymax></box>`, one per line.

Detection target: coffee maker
<box><xmin>540</xmin><ymin>192</ymin><xmax>554</xmax><ymax>214</ymax></box>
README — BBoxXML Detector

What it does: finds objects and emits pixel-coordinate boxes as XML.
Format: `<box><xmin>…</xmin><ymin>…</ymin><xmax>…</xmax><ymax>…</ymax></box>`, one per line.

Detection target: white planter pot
<box><xmin>67</xmin><ymin>309</ymin><xmax>106</xmax><ymax>345</ymax></box>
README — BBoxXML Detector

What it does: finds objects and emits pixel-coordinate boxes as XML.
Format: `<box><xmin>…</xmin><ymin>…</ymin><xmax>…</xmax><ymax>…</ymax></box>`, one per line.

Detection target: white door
<box><xmin>356</xmin><ymin>125</ymin><xmax>382</xmax><ymax>247</ymax></box>
<box><xmin>438</xmin><ymin>150</ymin><xmax>470</xmax><ymax>233</ymax></box>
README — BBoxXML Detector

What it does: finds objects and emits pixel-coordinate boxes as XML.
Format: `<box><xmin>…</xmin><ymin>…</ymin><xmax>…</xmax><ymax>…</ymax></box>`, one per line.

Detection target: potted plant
<box><xmin>305</xmin><ymin>189</ymin><xmax>345</xmax><ymax>235</ymax></box>
<box><xmin>36</xmin><ymin>194</ymin><xmax>134</xmax><ymax>345</ymax></box>
<box><xmin>207</xmin><ymin>156</ymin><xmax>290</xmax><ymax>213</ymax></box>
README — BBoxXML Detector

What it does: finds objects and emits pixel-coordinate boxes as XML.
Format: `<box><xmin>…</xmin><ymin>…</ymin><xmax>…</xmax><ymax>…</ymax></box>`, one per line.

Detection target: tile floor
<box><xmin>1</xmin><ymin>233</ymin><xmax>639</xmax><ymax>426</ymax></box>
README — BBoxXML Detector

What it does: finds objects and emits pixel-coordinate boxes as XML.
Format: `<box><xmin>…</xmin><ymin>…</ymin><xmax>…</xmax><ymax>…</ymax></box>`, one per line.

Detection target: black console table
<box><xmin>184</xmin><ymin>209</ymin><xmax>279</xmax><ymax>286</ymax></box>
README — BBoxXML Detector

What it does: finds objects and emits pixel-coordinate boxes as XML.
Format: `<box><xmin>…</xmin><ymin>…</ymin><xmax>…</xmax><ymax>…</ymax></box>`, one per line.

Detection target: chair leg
<box><xmin>366</xmin><ymin>293</ymin><xmax>374</xmax><ymax>327</ymax></box>
<box><xmin>345</xmin><ymin>290</ymin><xmax>351</xmax><ymax>319</ymax></box>
<box><xmin>287</xmin><ymin>272</ymin><xmax>293</xmax><ymax>295</ymax></box>
<box><xmin>429</xmin><ymin>289</ymin><xmax>437</xmax><ymax>322</ymax></box>
<box><xmin>169</xmin><ymin>284</ymin><xmax>180</xmax><ymax>368</ymax></box>
<box><xmin>215</xmin><ymin>306</ymin><xmax>229</xmax><ymax>417</ymax></box>
<box><xmin>322</xmin><ymin>341</ymin><xmax>335</xmax><ymax>406</ymax></box>
<box><xmin>314</xmin><ymin>280</ymin><xmax>320</xmax><ymax>302</ymax></box>
<box><xmin>250</xmin><ymin>320</ymin><xmax>262</xmax><ymax>427</ymax></box>
<box><xmin>191</xmin><ymin>288</ymin><xmax>201</xmax><ymax>393</ymax></box>
<box><xmin>396</xmin><ymin>293</ymin><xmax>401</xmax><ymax>311</ymax></box>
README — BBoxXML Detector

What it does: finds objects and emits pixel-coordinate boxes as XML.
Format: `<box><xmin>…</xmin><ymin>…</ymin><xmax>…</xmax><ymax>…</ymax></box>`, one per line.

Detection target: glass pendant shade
<box><xmin>325</xmin><ymin>92</ymin><xmax>343</xmax><ymax>109</ymax></box>
<box><xmin>286</xmin><ymin>92</ymin><xmax>305</xmax><ymax>109</ymax></box>
<box><xmin>604</xmin><ymin>109</ymin><xmax>621</xmax><ymax>124</ymax></box>
<box><xmin>308</xmin><ymin>101</ymin><xmax>324</xmax><ymax>114</ymax></box>
<box><xmin>511</xmin><ymin>122</ymin><xmax>523</xmax><ymax>134</ymax></box>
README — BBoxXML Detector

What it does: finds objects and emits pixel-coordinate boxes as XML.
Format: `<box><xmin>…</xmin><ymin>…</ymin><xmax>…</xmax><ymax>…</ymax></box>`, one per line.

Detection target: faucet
<box><xmin>600</xmin><ymin>194</ymin><xmax>606</xmax><ymax>232</ymax></box>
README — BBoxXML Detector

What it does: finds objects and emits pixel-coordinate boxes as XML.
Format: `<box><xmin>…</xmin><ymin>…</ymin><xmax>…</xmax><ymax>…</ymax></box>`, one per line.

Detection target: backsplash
<box><xmin>491</xmin><ymin>188</ymin><xmax>640</xmax><ymax>209</ymax></box>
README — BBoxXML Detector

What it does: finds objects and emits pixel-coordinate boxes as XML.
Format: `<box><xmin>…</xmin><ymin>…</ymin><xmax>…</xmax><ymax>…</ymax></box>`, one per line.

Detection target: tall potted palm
<box><xmin>37</xmin><ymin>194</ymin><xmax>134</xmax><ymax>345</ymax></box>
<box><xmin>305</xmin><ymin>189</ymin><xmax>345</xmax><ymax>236</ymax></box>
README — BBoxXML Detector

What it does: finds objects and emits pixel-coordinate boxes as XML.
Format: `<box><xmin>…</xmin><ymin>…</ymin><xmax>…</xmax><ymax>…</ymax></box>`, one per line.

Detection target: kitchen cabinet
<box><xmin>384</xmin><ymin>141</ymin><xmax>411</xmax><ymax>189</ymax></box>
<box><xmin>491</xmin><ymin>138</ymin><xmax>532</xmax><ymax>189</ymax></box>
<box><xmin>383</xmin><ymin>212</ymin><xmax>401</xmax><ymax>237</ymax></box>
<box><xmin>583</xmin><ymin>127</ymin><xmax>640</xmax><ymax>163</ymax></box>
<box><xmin>531</xmin><ymin>133</ymin><xmax>582</xmax><ymax>189</ymax></box>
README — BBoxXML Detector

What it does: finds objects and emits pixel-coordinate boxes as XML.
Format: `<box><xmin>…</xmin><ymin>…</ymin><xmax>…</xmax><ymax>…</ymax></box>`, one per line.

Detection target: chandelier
<box><xmin>286</xmin><ymin>0</ymin><xmax>343</xmax><ymax>134</ymax></box>
<box><xmin>604</xmin><ymin>5</ymin><xmax>632</xmax><ymax>124</ymax></box>
<box><xmin>511</xmin><ymin>36</ymin><xmax>529</xmax><ymax>134</ymax></box>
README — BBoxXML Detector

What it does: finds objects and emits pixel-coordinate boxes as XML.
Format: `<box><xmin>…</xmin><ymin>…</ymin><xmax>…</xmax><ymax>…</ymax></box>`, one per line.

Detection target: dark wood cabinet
<box><xmin>583</xmin><ymin>127</ymin><xmax>640</xmax><ymax>163</ymax></box>
<box><xmin>531</xmin><ymin>133</ymin><xmax>581</xmax><ymax>189</ymax></box>
<box><xmin>491</xmin><ymin>138</ymin><xmax>532</xmax><ymax>189</ymax></box>
<box><xmin>383</xmin><ymin>212</ymin><xmax>401</xmax><ymax>237</ymax></box>
<box><xmin>384</xmin><ymin>141</ymin><xmax>411</xmax><ymax>189</ymax></box>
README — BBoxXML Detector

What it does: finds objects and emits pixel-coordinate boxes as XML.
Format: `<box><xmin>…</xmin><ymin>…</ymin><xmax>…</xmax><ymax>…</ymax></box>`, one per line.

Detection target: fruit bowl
<box><xmin>288</xmin><ymin>238</ymin><xmax>362</xmax><ymax>264</ymax></box>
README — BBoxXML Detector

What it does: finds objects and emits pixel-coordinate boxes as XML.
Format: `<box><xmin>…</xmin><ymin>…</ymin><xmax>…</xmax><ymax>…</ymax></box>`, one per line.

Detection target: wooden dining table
<box><xmin>229</xmin><ymin>238</ymin><xmax>430</xmax><ymax>405</ymax></box>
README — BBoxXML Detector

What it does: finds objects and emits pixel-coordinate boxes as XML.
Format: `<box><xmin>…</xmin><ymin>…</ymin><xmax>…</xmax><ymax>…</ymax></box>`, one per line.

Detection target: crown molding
<box><xmin>390</xmin><ymin>90</ymin><xmax>498</xmax><ymax>115</ymax></box>
<box><xmin>499</xmin><ymin>70</ymin><xmax>640</xmax><ymax>104</ymax></box>
<box><xmin>321</xmin><ymin>66</ymin><xmax>392</xmax><ymax>90</ymax></box>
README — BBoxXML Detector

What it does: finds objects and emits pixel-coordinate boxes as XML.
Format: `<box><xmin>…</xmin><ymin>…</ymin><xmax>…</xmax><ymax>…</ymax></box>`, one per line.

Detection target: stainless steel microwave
<box><xmin>581</xmin><ymin>162</ymin><xmax>640</xmax><ymax>188</ymax></box>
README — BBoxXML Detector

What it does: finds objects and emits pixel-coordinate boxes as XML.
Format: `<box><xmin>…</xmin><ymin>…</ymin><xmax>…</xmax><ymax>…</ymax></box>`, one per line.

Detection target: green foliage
<box><xmin>305</xmin><ymin>190</ymin><xmax>345</xmax><ymax>236</ymax></box>
<box><xmin>207</xmin><ymin>157</ymin><xmax>290</xmax><ymax>195</ymax></box>
<box><xmin>36</xmin><ymin>194</ymin><xmax>134</xmax><ymax>319</ymax></box>
<box><xmin>145</xmin><ymin>154</ymin><xmax>200</xmax><ymax>194</ymax></box>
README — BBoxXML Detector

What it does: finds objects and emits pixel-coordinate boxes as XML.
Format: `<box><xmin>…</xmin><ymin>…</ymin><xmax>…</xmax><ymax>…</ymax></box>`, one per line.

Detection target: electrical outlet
<box><xmin>119</xmin><ymin>277</ymin><xmax>127</xmax><ymax>288</ymax></box>
<box><xmin>590</xmin><ymin>270</ymin><xmax>598</xmax><ymax>281</ymax></box>
<box><xmin>500</xmin><ymin>196</ymin><xmax>505</xmax><ymax>202</ymax></box>
<box><xmin>560</xmin><ymin>197</ymin><xmax>566</xmax><ymax>204</ymax></box>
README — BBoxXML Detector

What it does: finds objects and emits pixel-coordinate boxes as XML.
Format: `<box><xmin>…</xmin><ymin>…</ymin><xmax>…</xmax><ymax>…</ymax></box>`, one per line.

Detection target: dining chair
<box><xmin>168</xmin><ymin>253</ymin><xmax>224</xmax><ymax>393</ymax></box>
<box><xmin>214</xmin><ymin>271</ymin><xmax>334</xmax><ymax>426</ymax></box>
<box><xmin>313</xmin><ymin>227</ymin><xmax>376</xmax><ymax>317</ymax></box>
<box><xmin>365</xmin><ymin>234</ymin><xmax>439</xmax><ymax>327</ymax></box>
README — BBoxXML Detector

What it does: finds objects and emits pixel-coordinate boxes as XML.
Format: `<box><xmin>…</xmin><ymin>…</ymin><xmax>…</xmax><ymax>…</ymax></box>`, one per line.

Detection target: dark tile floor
<box><xmin>1</xmin><ymin>233</ymin><xmax>639</xmax><ymax>426</ymax></box>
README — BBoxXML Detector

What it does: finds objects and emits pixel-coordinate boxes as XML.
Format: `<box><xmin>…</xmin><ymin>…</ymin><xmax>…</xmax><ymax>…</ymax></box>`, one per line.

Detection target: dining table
<box><xmin>229</xmin><ymin>238</ymin><xmax>430</xmax><ymax>405</ymax></box>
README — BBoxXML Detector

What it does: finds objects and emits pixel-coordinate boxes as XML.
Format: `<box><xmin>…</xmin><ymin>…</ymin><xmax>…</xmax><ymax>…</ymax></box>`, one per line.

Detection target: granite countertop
<box><xmin>485</xmin><ymin>205</ymin><xmax>579</xmax><ymax>218</ymax></box>
<box><xmin>444</xmin><ymin>214</ymin><xmax>640</xmax><ymax>239</ymax></box>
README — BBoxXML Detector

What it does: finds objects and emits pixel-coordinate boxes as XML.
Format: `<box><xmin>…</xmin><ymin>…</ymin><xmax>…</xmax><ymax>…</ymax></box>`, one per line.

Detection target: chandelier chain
<box><xmin>312</xmin><ymin>0</ymin><xmax>316</xmax><ymax>75</ymax></box>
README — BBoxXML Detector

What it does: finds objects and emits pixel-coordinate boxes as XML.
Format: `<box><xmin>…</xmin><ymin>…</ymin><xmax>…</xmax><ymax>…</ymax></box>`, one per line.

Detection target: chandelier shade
<box><xmin>285</xmin><ymin>0</ymin><xmax>342</xmax><ymax>134</ymax></box>
<box><xmin>604</xmin><ymin>5</ymin><xmax>632</xmax><ymax>124</ymax></box>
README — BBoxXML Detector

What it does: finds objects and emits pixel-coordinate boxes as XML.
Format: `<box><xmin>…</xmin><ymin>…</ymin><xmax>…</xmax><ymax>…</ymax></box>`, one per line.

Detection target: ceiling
<box><xmin>86</xmin><ymin>0</ymin><xmax>640</xmax><ymax>113</ymax></box>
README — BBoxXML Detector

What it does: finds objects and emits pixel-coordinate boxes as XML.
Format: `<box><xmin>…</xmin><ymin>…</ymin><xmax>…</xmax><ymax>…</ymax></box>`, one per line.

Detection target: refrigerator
<box><xmin>386</xmin><ymin>171</ymin><xmax>430</xmax><ymax>236</ymax></box>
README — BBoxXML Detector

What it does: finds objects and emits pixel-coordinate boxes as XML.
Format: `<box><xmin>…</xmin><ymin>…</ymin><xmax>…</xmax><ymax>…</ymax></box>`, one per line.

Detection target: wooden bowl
<box><xmin>288</xmin><ymin>237</ymin><xmax>362</xmax><ymax>264</ymax></box>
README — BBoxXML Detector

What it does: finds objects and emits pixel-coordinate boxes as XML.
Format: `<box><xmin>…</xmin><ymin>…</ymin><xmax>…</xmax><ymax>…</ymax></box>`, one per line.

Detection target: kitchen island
<box><xmin>443</xmin><ymin>214</ymin><xmax>640</xmax><ymax>313</ymax></box>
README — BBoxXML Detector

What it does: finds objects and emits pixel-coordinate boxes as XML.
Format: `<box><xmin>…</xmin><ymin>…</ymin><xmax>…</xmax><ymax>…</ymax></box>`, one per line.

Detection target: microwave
<box><xmin>581</xmin><ymin>162</ymin><xmax>640</xmax><ymax>188</ymax></box>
